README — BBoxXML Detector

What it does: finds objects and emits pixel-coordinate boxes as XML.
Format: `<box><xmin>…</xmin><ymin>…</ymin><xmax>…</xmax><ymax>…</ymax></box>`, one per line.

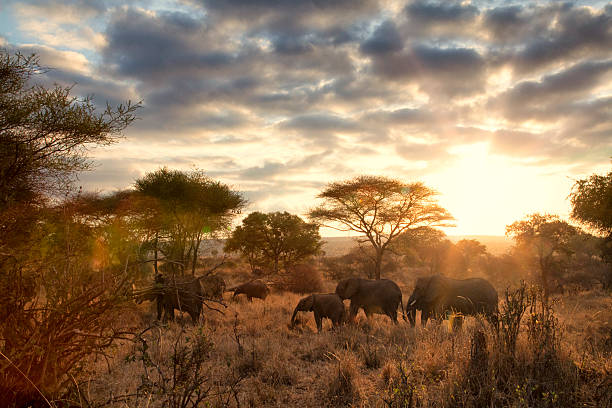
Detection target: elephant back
<box><xmin>199</xmin><ymin>275</ymin><xmax>226</xmax><ymax>299</ymax></box>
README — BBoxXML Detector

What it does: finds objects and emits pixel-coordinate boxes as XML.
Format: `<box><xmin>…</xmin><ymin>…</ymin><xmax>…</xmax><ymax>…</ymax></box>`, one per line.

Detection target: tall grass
<box><xmin>67</xmin><ymin>286</ymin><xmax>611</xmax><ymax>407</ymax></box>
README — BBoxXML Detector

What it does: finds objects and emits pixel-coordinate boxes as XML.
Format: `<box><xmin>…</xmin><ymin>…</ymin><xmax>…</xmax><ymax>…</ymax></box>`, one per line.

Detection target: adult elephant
<box><xmin>157</xmin><ymin>274</ymin><xmax>204</xmax><ymax>324</ymax></box>
<box><xmin>290</xmin><ymin>293</ymin><xmax>345</xmax><ymax>332</ymax></box>
<box><xmin>406</xmin><ymin>275</ymin><xmax>498</xmax><ymax>327</ymax></box>
<box><xmin>230</xmin><ymin>279</ymin><xmax>270</xmax><ymax>301</ymax></box>
<box><xmin>335</xmin><ymin>278</ymin><xmax>405</xmax><ymax>323</ymax></box>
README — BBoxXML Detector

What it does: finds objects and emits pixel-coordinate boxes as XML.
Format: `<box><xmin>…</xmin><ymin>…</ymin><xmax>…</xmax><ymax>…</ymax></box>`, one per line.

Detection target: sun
<box><xmin>426</xmin><ymin>143</ymin><xmax>574</xmax><ymax>236</ymax></box>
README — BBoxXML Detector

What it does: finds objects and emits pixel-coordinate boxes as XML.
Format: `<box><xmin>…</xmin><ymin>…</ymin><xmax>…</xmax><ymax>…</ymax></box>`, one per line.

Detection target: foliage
<box><xmin>135</xmin><ymin>168</ymin><xmax>246</xmax><ymax>275</ymax></box>
<box><xmin>224</xmin><ymin>211</ymin><xmax>322</xmax><ymax>275</ymax></box>
<box><xmin>393</xmin><ymin>227</ymin><xmax>467</xmax><ymax>276</ymax></box>
<box><xmin>0</xmin><ymin>50</ymin><xmax>139</xmax><ymax>406</ymax></box>
<box><xmin>124</xmin><ymin>327</ymin><xmax>244</xmax><ymax>408</ymax></box>
<box><xmin>309</xmin><ymin>176</ymin><xmax>454</xmax><ymax>279</ymax></box>
<box><xmin>570</xmin><ymin>168</ymin><xmax>612</xmax><ymax>288</ymax></box>
<box><xmin>393</xmin><ymin>227</ymin><xmax>448</xmax><ymax>271</ymax></box>
<box><xmin>506</xmin><ymin>213</ymin><xmax>579</xmax><ymax>300</ymax></box>
<box><xmin>0</xmin><ymin>51</ymin><xmax>138</xmax><ymax>208</ymax></box>
<box><xmin>282</xmin><ymin>263</ymin><xmax>324</xmax><ymax>294</ymax></box>
<box><xmin>322</xmin><ymin>246</ymin><xmax>399</xmax><ymax>280</ymax></box>
<box><xmin>1</xmin><ymin>197</ymin><xmax>137</xmax><ymax>406</ymax></box>
<box><xmin>455</xmin><ymin>239</ymin><xmax>488</xmax><ymax>271</ymax></box>
<box><xmin>569</xmin><ymin>169</ymin><xmax>612</xmax><ymax>236</ymax></box>
<box><xmin>498</xmin><ymin>282</ymin><xmax>528</xmax><ymax>356</ymax></box>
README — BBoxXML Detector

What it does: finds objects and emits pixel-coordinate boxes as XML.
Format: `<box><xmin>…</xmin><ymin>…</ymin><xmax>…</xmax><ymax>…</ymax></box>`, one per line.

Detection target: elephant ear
<box><xmin>424</xmin><ymin>276</ymin><xmax>447</xmax><ymax>305</ymax></box>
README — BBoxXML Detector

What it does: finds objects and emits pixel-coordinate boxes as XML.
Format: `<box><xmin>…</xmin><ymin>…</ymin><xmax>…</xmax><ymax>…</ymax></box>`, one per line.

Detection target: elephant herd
<box><xmin>144</xmin><ymin>274</ymin><xmax>499</xmax><ymax>332</ymax></box>
<box><xmin>292</xmin><ymin>276</ymin><xmax>498</xmax><ymax>332</ymax></box>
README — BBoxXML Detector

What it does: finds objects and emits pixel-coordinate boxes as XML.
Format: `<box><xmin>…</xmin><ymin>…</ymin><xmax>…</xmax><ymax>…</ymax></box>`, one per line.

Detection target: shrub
<box><xmin>326</xmin><ymin>352</ymin><xmax>362</xmax><ymax>407</ymax></box>
<box><xmin>282</xmin><ymin>263</ymin><xmax>324</xmax><ymax>294</ymax></box>
<box><xmin>381</xmin><ymin>363</ymin><xmax>420</xmax><ymax>408</ymax></box>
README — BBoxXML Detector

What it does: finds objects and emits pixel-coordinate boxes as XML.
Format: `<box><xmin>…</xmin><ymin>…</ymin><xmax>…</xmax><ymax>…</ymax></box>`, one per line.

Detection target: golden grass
<box><xmin>73</xmin><ymin>286</ymin><xmax>611</xmax><ymax>407</ymax></box>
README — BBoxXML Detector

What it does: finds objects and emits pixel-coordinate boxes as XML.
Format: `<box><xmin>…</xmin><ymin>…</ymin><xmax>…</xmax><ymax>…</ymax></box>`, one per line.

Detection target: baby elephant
<box><xmin>291</xmin><ymin>293</ymin><xmax>346</xmax><ymax>332</ymax></box>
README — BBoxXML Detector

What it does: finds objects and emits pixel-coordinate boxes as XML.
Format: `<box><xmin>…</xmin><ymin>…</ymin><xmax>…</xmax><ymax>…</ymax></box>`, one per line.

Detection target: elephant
<box><xmin>335</xmin><ymin>278</ymin><xmax>405</xmax><ymax>323</ymax></box>
<box><xmin>156</xmin><ymin>274</ymin><xmax>204</xmax><ymax>324</ymax></box>
<box><xmin>406</xmin><ymin>275</ymin><xmax>498</xmax><ymax>327</ymax></box>
<box><xmin>290</xmin><ymin>293</ymin><xmax>346</xmax><ymax>332</ymax></box>
<box><xmin>230</xmin><ymin>279</ymin><xmax>270</xmax><ymax>301</ymax></box>
<box><xmin>199</xmin><ymin>274</ymin><xmax>226</xmax><ymax>300</ymax></box>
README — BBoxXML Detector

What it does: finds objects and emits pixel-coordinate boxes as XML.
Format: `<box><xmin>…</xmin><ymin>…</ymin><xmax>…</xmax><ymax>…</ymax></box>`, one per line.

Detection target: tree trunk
<box><xmin>191</xmin><ymin>236</ymin><xmax>201</xmax><ymax>276</ymax></box>
<box><xmin>374</xmin><ymin>248</ymin><xmax>383</xmax><ymax>280</ymax></box>
<box><xmin>153</xmin><ymin>232</ymin><xmax>159</xmax><ymax>275</ymax></box>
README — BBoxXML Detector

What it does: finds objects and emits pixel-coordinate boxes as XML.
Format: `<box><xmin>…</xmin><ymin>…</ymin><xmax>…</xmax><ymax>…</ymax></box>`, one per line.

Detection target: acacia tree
<box><xmin>135</xmin><ymin>168</ymin><xmax>245</xmax><ymax>275</ymax></box>
<box><xmin>569</xmin><ymin>169</ymin><xmax>612</xmax><ymax>288</ymax></box>
<box><xmin>0</xmin><ymin>51</ymin><xmax>139</xmax><ymax>405</ymax></box>
<box><xmin>506</xmin><ymin>214</ymin><xmax>578</xmax><ymax>301</ymax></box>
<box><xmin>309</xmin><ymin>175</ymin><xmax>454</xmax><ymax>279</ymax></box>
<box><xmin>224</xmin><ymin>211</ymin><xmax>322</xmax><ymax>275</ymax></box>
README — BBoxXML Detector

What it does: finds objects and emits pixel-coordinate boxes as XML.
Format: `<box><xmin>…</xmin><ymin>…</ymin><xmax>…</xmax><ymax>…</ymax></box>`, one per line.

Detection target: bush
<box><xmin>326</xmin><ymin>352</ymin><xmax>362</xmax><ymax>406</ymax></box>
<box><xmin>282</xmin><ymin>263</ymin><xmax>324</xmax><ymax>294</ymax></box>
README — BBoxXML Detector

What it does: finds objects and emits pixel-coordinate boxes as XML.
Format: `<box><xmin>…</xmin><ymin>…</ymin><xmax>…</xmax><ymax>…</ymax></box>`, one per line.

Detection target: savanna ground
<box><xmin>73</xmin><ymin>269</ymin><xmax>611</xmax><ymax>408</ymax></box>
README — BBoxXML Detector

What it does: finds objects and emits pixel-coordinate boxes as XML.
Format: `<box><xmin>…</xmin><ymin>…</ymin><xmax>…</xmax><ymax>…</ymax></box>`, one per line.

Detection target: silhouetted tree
<box><xmin>570</xmin><ymin>168</ymin><xmax>612</xmax><ymax>288</ymax></box>
<box><xmin>506</xmin><ymin>214</ymin><xmax>578</xmax><ymax>301</ymax></box>
<box><xmin>135</xmin><ymin>168</ymin><xmax>246</xmax><ymax>275</ymax></box>
<box><xmin>309</xmin><ymin>176</ymin><xmax>454</xmax><ymax>279</ymax></box>
<box><xmin>224</xmin><ymin>211</ymin><xmax>322</xmax><ymax>275</ymax></box>
<box><xmin>456</xmin><ymin>239</ymin><xmax>488</xmax><ymax>272</ymax></box>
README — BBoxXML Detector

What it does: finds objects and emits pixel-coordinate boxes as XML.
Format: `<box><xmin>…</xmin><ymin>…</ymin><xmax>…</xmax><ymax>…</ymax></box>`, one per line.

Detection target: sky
<box><xmin>1</xmin><ymin>0</ymin><xmax>611</xmax><ymax>236</ymax></box>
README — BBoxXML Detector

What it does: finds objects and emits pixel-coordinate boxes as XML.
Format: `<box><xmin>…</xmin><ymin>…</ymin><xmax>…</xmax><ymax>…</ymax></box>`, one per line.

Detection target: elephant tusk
<box><xmin>409</xmin><ymin>300</ymin><xmax>416</xmax><ymax>306</ymax></box>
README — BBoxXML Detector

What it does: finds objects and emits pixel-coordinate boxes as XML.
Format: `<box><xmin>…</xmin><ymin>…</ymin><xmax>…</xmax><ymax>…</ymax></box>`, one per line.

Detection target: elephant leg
<box><xmin>314</xmin><ymin>311</ymin><xmax>322</xmax><ymax>333</ymax></box>
<box><xmin>421</xmin><ymin>310</ymin><xmax>430</xmax><ymax>327</ymax></box>
<box><xmin>387</xmin><ymin>306</ymin><xmax>398</xmax><ymax>324</ymax></box>
<box><xmin>348</xmin><ymin>302</ymin><xmax>359</xmax><ymax>323</ymax></box>
<box><xmin>247</xmin><ymin>296</ymin><xmax>252</xmax><ymax>302</ymax></box>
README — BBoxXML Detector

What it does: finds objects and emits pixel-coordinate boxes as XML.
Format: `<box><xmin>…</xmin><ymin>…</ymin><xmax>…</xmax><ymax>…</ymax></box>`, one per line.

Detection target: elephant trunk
<box><xmin>406</xmin><ymin>306</ymin><xmax>416</xmax><ymax>327</ymax></box>
<box><xmin>290</xmin><ymin>306</ymin><xmax>300</xmax><ymax>326</ymax></box>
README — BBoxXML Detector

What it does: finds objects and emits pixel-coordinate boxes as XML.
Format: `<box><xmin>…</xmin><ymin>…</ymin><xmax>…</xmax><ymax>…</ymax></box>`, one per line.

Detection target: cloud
<box><xmin>5</xmin><ymin>0</ymin><xmax>611</xmax><ymax>220</ymax></box>
<box><xmin>369</xmin><ymin>44</ymin><xmax>487</xmax><ymax>97</ymax></box>
<box><xmin>497</xmin><ymin>59</ymin><xmax>612</xmax><ymax>121</ymax></box>
<box><xmin>405</xmin><ymin>1</ymin><xmax>478</xmax><ymax>25</ymax></box>
<box><xmin>360</xmin><ymin>20</ymin><xmax>403</xmax><ymax>55</ymax></box>
<box><xmin>508</xmin><ymin>4</ymin><xmax>612</xmax><ymax>73</ymax></box>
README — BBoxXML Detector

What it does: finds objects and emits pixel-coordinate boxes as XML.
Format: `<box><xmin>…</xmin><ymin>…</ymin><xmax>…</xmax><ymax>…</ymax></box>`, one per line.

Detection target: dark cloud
<box><xmin>405</xmin><ymin>1</ymin><xmax>479</xmax><ymax>24</ymax></box>
<box><xmin>483</xmin><ymin>5</ymin><xmax>530</xmax><ymax>41</ymax></box>
<box><xmin>498</xmin><ymin>59</ymin><xmax>612</xmax><ymax>120</ymax></box>
<box><xmin>239</xmin><ymin>151</ymin><xmax>331</xmax><ymax>181</ymax></box>
<box><xmin>102</xmin><ymin>8</ymin><xmax>239</xmax><ymax>82</ymax></box>
<box><xmin>510</xmin><ymin>4</ymin><xmax>612</xmax><ymax>73</ymax></box>
<box><xmin>360</xmin><ymin>20</ymin><xmax>403</xmax><ymax>55</ymax></box>
<box><xmin>280</xmin><ymin>113</ymin><xmax>359</xmax><ymax>133</ymax></box>
<box><xmin>370</xmin><ymin>44</ymin><xmax>486</xmax><ymax>97</ymax></box>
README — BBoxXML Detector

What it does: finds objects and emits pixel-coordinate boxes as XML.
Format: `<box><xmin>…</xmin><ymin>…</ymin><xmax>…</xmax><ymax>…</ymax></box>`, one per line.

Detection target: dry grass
<box><xmin>69</xmin><ymin>284</ymin><xmax>611</xmax><ymax>408</ymax></box>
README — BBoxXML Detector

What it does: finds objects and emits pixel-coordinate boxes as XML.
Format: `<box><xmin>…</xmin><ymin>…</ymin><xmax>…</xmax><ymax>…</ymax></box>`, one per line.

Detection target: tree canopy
<box><xmin>308</xmin><ymin>175</ymin><xmax>453</xmax><ymax>279</ymax></box>
<box><xmin>506</xmin><ymin>213</ymin><xmax>578</xmax><ymax>300</ymax></box>
<box><xmin>569</xmin><ymin>169</ymin><xmax>612</xmax><ymax>236</ymax></box>
<box><xmin>224</xmin><ymin>211</ymin><xmax>322</xmax><ymax>275</ymax></box>
<box><xmin>135</xmin><ymin>168</ymin><xmax>246</xmax><ymax>274</ymax></box>
<box><xmin>0</xmin><ymin>52</ymin><xmax>139</xmax><ymax>209</ymax></box>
